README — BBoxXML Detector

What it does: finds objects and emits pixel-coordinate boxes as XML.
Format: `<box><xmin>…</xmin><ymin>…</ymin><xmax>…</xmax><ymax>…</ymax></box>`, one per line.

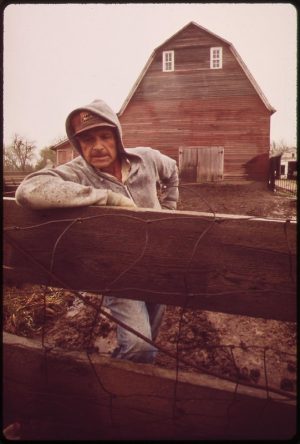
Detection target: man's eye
<box><xmin>80</xmin><ymin>135</ymin><xmax>92</xmax><ymax>143</ymax></box>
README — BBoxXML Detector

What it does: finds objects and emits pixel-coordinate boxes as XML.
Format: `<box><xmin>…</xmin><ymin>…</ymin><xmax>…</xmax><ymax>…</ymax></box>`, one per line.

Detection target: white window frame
<box><xmin>210</xmin><ymin>47</ymin><xmax>223</xmax><ymax>69</ymax></box>
<box><xmin>162</xmin><ymin>50</ymin><xmax>174</xmax><ymax>72</ymax></box>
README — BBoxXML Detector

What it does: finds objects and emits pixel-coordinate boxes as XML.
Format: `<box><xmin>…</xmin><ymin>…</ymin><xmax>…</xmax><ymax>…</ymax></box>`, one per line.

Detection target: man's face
<box><xmin>77</xmin><ymin>127</ymin><xmax>118</xmax><ymax>170</ymax></box>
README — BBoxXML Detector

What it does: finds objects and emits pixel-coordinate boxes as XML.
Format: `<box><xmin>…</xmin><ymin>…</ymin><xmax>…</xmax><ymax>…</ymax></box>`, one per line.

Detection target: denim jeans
<box><xmin>103</xmin><ymin>296</ymin><xmax>165</xmax><ymax>364</ymax></box>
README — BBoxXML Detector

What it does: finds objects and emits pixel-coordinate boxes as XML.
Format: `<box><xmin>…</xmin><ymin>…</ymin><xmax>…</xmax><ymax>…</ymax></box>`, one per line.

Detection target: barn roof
<box><xmin>118</xmin><ymin>21</ymin><xmax>276</xmax><ymax>116</ymax></box>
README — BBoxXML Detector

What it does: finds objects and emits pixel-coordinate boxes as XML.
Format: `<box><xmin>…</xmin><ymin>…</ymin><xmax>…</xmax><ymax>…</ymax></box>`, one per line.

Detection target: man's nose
<box><xmin>92</xmin><ymin>137</ymin><xmax>105</xmax><ymax>150</ymax></box>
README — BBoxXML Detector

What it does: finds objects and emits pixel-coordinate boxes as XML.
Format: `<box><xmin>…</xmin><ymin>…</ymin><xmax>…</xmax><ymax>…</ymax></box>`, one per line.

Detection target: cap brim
<box><xmin>73</xmin><ymin>122</ymin><xmax>116</xmax><ymax>136</ymax></box>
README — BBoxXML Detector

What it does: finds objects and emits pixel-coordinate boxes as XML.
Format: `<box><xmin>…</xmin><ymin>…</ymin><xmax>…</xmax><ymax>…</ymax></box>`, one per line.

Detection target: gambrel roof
<box><xmin>119</xmin><ymin>21</ymin><xmax>276</xmax><ymax>115</ymax></box>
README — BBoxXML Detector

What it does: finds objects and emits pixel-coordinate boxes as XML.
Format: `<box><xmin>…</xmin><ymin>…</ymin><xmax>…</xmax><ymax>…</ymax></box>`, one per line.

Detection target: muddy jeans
<box><xmin>103</xmin><ymin>296</ymin><xmax>166</xmax><ymax>364</ymax></box>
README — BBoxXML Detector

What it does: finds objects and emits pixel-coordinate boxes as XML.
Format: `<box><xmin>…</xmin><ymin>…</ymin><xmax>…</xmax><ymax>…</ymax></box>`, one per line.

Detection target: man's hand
<box><xmin>105</xmin><ymin>190</ymin><xmax>136</xmax><ymax>207</ymax></box>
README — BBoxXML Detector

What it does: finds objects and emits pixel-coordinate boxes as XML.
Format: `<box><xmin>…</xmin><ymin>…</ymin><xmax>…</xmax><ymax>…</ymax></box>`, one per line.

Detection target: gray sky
<box><xmin>3</xmin><ymin>3</ymin><xmax>297</xmax><ymax>151</ymax></box>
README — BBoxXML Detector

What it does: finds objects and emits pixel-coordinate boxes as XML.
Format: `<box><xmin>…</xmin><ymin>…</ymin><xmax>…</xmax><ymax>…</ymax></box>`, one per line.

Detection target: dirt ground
<box><xmin>3</xmin><ymin>181</ymin><xmax>297</xmax><ymax>397</ymax></box>
<box><xmin>177</xmin><ymin>180</ymin><xmax>297</xmax><ymax>219</ymax></box>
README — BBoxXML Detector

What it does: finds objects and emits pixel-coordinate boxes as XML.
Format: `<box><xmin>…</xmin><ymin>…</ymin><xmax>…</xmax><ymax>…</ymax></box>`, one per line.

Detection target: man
<box><xmin>16</xmin><ymin>99</ymin><xmax>179</xmax><ymax>364</ymax></box>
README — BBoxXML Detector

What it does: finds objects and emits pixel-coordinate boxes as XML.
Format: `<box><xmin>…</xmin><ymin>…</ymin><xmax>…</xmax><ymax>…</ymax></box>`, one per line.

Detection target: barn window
<box><xmin>210</xmin><ymin>47</ymin><xmax>222</xmax><ymax>69</ymax></box>
<box><xmin>162</xmin><ymin>50</ymin><xmax>174</xmax><ymax>72</ymax></box>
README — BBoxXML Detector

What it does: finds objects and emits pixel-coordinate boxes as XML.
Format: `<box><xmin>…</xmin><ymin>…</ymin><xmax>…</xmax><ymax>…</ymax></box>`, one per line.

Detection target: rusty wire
<box><xmin>3</xmin><ymin>214</ymin><xmax>296</xmax><ymax>398</ymax></box>
<box><xmin>3</xmin><ymin>201</ymin><xmax>297</xmax><ymax>438</ymax></box>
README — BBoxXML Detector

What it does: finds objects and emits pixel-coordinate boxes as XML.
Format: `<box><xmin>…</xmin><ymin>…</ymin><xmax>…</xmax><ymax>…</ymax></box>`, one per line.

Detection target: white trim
<box><xmin>210</xmin><ymin>47</ymin><xmax>222</xmax><ymax>69</ymax></box>
<box><xmin>162</xmin><ymin>50</ymin><xmax>174</xmax><ymax>72</ymax></box>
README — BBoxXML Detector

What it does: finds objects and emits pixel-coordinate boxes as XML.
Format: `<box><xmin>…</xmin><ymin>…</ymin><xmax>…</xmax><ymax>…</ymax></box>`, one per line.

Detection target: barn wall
<box><xmin>119</xmin><ymin>25</ymin><xmax>272</xmax><ymax>180</ymax></box>
<box><xmin>121</xmin><ymin>96</ymin><xmax>270</xmax><ymax>180</ymax></box>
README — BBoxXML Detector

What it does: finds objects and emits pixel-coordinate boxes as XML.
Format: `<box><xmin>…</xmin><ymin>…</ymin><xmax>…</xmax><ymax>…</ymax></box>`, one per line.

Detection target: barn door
<box><xmin>179</xmin><ymin>146</ymin><xmax>224</xmax><ymax>182</ymax></box>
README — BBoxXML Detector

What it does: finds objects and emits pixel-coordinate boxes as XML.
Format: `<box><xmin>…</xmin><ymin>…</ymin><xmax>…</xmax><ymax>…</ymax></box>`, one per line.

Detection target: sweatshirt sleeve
<box><xmin>15</xmin><ymin>169</ymin><xmax>110</xmax><ymax>209</ymax></box>
<box><xmin>153</xmin><ymin>150</ymin><xmax>179</xmax><ymax>210</ymax></box>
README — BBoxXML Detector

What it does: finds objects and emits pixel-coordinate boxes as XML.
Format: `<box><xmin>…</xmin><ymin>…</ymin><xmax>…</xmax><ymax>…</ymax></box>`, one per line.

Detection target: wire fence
<box><xmin>3</xmin><ymin>196</ymin><xmax>297</xmax><ymax>440</ymax></box>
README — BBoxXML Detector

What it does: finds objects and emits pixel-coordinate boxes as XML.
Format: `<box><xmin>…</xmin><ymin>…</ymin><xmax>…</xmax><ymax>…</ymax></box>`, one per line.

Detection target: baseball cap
<box><xmin>70</xmin><ymin>111</ymin><xmax>116</xmax><ymax>136</ymax></box>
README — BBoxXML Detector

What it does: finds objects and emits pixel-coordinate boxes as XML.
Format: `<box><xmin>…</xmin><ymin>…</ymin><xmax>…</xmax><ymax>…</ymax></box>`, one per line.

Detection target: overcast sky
<box><xmin>3</xmin><ymin>3</ymin><xmax>297</xmax><ymax>151</ymax></box>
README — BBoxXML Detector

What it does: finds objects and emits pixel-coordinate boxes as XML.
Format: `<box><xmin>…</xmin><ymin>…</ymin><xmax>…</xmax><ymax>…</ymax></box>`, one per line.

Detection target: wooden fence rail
<box><xmin>3</xmin><ymin>198</ymin><xmax>297</xmax><ymax>440</ymax></box>
<box><xmin>3</xmin><ymin>198</ymin><xmax>296</xmax><ymax>322</ymax></box>
<box><xmin>3</xmin><ymin>331</ymin><xmax>296</xmax><ymax>440</ymax></box>
<box><xmin>3</xmin><ymin>171</ymin><xmax>28</xmax><ymax>195</ymax></box>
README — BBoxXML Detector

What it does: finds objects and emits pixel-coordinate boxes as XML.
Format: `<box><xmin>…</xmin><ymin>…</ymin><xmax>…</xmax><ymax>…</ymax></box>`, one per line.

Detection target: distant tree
<box><xmin>4</xmin><ymin>134</ymin><xmax>36</xmax><ymax>171</ymax></box>
<box><xmin>34</xmin><ymin>146</ymin><xmax>56</xmax><ymax>170</ymax></box>
<box><xmin>269</xmin><ymin>140</ymin><xmax>291</xmax><ymax>157</ymax></box>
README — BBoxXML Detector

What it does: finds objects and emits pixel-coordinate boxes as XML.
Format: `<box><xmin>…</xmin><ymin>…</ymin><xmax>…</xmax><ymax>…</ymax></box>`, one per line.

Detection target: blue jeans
<box><xmin>103</xmin><ymin>296</ymin><xmax>165</xmax><ymax>364</ymax></box>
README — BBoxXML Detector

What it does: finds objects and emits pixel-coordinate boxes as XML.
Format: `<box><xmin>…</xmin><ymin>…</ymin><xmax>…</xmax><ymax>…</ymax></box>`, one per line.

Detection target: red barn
<box><xmin>52</xmin><ymin>21</ymin><xmax>275</xmax><ymax>182</ymax></box>
<box><xmin>118</xmin><ymin>21</ymin><xmax>275</xmax><ymax>182</ymax></box>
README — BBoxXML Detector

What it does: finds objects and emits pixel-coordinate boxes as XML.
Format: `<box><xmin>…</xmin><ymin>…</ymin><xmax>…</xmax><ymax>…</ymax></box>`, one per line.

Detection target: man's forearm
<box><xmin>15</xmin><ymin>175</ymin><xmax>109</xmax><ymax>209</ymax></box>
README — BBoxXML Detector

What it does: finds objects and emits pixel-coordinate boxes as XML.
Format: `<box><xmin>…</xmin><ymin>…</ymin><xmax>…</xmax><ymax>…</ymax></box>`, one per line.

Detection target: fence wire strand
<box><xmin>3</xmin><ymin>200</ymin><xmax>296</xmax><ymax>439</ymax></box>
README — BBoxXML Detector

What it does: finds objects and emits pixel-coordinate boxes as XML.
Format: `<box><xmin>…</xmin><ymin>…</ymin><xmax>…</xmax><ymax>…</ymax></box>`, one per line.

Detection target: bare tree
<box><xmin>269</xmin><ymin>139</ymin><xmax>291</xmax><ymax>157</ymax></box>
<box><xmin>4</xmin><ymin>134</ymin><xmax>36</xmax><ymax>171</ymax></box>
<box><xmin>34</xmin><ymin>146</ymin><xmax>56</xmax><ymax>170</ymax></box>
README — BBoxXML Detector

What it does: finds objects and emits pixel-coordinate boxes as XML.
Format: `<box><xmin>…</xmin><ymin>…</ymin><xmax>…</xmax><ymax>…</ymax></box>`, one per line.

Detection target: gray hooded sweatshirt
<box><xmin>15</xmin><ymin>99</ymin><xmax>179</xmax><ymax>210</ymax></box>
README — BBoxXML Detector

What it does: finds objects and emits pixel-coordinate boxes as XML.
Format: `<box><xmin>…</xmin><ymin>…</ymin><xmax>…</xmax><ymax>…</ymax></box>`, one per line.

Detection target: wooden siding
<box><xmin>57</xmin><ymin>149</ymin><xmax>72</xmax><ymax>165</ymax></box>
<box><xmin>51</xmin><ymin>141</ymin><xmax>78</xmax><ymax>166</ymax></box>
<box><xmin>162</xmin><ymin>23</ymin><xmax>227</xmax><ymax>50</ymax></box>
<box><xmin>119</xmin><ymin>23</ymin><xmax>273</xmax><ymax>181</ymax></box>
<box><xmin>121</xmin><ymin>96</ymin><xmax>270</xmax><ymax>179</ymax></box>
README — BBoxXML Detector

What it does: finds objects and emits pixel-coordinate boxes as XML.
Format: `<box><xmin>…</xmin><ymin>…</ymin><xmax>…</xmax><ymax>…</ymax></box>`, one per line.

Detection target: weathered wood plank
<box><xmin>3</xmin><ymin>198</ymin><xmax>296</xmax><ymax>321</ymax></box>
<box><xmin>179</xmin><ymin>146</ymin><xmax>224</xmax><ymax>182</ymax></box>
<box><xmin>3</xmin><ymin>332</ymin><xmax>296</xmax><ymax>440</ymax></box>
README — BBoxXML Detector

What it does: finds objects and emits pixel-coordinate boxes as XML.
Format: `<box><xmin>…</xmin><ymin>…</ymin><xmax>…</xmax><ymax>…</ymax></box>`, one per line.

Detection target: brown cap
<box><xmin>70</xmin><ymin>111</ymin><xmax>116</xmax><ymax>136</ymax></box>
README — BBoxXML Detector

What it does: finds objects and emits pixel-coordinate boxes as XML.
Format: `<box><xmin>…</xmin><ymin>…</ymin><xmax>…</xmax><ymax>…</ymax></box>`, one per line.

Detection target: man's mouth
<box><xmin>92</xmin><ymin>154</ymin><xmax>109</xmax><ymax>160</ymax></box>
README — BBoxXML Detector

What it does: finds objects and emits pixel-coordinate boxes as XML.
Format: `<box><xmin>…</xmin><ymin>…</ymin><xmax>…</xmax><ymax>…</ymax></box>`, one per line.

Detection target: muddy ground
<box><xmin>3</xmin><ymin>181</ymin><xmax>297</xmax><ymax>397</ymax></box>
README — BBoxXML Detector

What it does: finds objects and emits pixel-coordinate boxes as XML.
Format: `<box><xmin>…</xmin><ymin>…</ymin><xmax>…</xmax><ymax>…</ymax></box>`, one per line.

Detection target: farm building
<box><xmin>279</xmin><ymin>147</ymin><xmax>297</xmax><ymax>179</ymax></box>
<box><xmin>51</xmin><ymin>138</ymin><xmax>78</xmax><ymax>166</ymax></box>
<box><xmin>268</xmin><ymin>147</ymin><xmax>297</xmax><ymax>192</ymax></box>
<box><xmin>51</xmin><ymin>21</ymin><xmax>275</xmax><ymax>182</ymax></box>
<box><xmin>119</xmin><ymin>21</ymin><xmax>275</xmax><ymax>182</ymax></box>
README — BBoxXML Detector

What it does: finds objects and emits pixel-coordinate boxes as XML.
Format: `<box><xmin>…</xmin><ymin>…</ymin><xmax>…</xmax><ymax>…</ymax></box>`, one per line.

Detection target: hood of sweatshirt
<box><xmin>65</xmin><ymin>99</ymin><xmax>126</xmax><ymax>157</ymax></box>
